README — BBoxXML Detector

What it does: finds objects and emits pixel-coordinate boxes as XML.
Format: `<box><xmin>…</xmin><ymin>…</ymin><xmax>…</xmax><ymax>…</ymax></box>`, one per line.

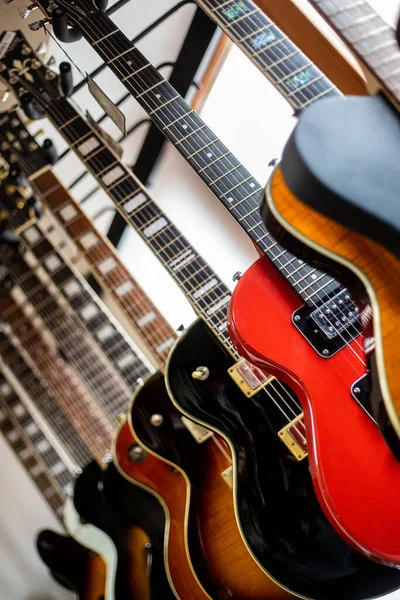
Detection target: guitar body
<box><xmin>262</xmin><ymin>166</ymin><xmax>400</xmax><ymax>445</ymax></box>
<box><xmin>72</xmin><ymin>461</ymin><xmax>172</xmax><ymax>600</ymax></box>
<box><xmin>37</xmin><ymin>530</ymin><xmax>106</xmax><ymax>600</ymax></box>
<box><xmin>165</xmin><ymin>319</ymin><xmax>400</xmax><ymax>598</ymax></box>
<box><xmin>228</xmin><ymin>253</ymin><xmax>400</xmax><ymax>568</ymax></box>
<box><xmin>116</xmin><ymin>372</ymin><xmax>288</xmax><ymax>600</ymax></box>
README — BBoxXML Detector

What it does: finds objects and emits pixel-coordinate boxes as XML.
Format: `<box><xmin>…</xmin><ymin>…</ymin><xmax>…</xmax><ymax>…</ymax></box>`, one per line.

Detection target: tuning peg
<box><xmin>17</xmin><ymin>3</ymin><xmax>38</xmax><ymax>18</ymax></box>
<box><xmin>0</xmin><ymin>90</ymin><xmax>9</xmax><ymax>103</ymax></box>
<box><xmin>28</xmin><ymin>19</ymin><xmax>48</xmax><ymax>31</ymax></box>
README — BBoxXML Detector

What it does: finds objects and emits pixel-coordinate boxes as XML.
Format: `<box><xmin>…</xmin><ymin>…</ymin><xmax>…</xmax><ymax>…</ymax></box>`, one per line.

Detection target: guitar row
<box><xmin>0</xmin><ymin>0</ymin><xmax>399</xmax><ymax>598</ymax></box>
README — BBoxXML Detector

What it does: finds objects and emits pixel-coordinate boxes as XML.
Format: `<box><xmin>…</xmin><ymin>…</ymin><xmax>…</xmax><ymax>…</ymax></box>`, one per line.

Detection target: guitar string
<box><xmin>2</xmin><ymin>277</ymin><xmax>133</xmax><ymax>418</ymax></box>
<box><xmin>2</xmin><ymin>126</ymin><xmax>175</xmax><ymax>356</ymax></box>
<box><xmin>12</xmin><ymin>21</ymin><xmax>362</xmax><ymax>438</ymax></box>
<box><xmin>64</xmin><ymin>17</ymin><xmax>366</xmax><ymax>363</ymax></box>
<box><xmin>39</xmin><ymin>188</ymin><xmax>176</xmax><ymax>352</ymax></box>
<box><xmin>29</xmin><ymin>78</ymin><xmax>360</xmax><ymax>441</ymax></box>
<box><xmin>21</xmin><ymin>222</ymin><xmax>156</xmax><ymax>383</ymax></box>
<box><xmin>0</xmin><ymin>307</ymin><xmax>113</xmax><ymax>461</ymax></box>
<box><xmin>19</xmin><ymin>61</ymin><xmax>364</xmax><ymax>369</ymax></box>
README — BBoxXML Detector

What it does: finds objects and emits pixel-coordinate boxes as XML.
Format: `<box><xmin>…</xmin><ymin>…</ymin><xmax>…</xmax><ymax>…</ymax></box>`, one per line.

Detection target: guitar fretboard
<box><xmin>1</xmin><ymin>248</ymin><xmax>132</xmax><ymax>420</ymax></box>
<box><xmin>0</xmin><ymin>329</ymin><xmax>92</xmax><ymax>468</ymax></box>
<box><xmin>0</xmin><ymin>292</ymin><xmax>113</xmax><ymax>463</ymax></box>
<box><xmin>196</xmin><ymin>0</ymin><xmax>340</xmax><ymax>109</ymax></box>
<box><xmin>74</xmin><ymin>13</ymin><xmax>340</xmax><ymax>308</ymax></box>
<box><xmin>308</xmin><ymin>0</ymin><xmax>400</xmax><ymax>104</ymax></box>
<box><xmin>0</xmin><ymin>376</ymin><xmax>68</xmax><ymax>517</ymax></box>
<box><xmin>45</xmin><ymin>98</ymin><xmax>237</xmax><ymax>352</ymax></box>
<box><xmin>32</xmin><ymin>169</ymin><xmax>177</xmax><ymax>368</ymax></box>
<box><xmin>19</xmin><ymin>222</ymin><xmax>151</xmax><ymax>393</ymax></box>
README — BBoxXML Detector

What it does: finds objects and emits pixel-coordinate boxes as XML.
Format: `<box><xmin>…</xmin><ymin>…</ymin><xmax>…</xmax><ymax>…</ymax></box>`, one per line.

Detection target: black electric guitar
<box><xmin>2</xmin><ymin>24</ymin><xmax>400</xmax><ymax>597</ymax></box>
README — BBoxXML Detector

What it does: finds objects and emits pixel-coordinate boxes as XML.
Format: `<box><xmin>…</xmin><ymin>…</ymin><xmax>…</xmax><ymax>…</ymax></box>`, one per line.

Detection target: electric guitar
<box><xmin>5</xmin><ymin>16</ymin><xmax>400</xmax><ymax>582</ymax></box>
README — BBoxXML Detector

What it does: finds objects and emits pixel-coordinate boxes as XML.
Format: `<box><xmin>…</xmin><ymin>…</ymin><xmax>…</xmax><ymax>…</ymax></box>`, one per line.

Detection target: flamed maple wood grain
<box><xmin>114</xmin><ymin>421</ymin><xmax>292</xmax><ymax>599</ymax></box>
<box><xmin>270</xmin><ymin>168</ymin><xmax>400</xmax><ymax>433</ymax></box>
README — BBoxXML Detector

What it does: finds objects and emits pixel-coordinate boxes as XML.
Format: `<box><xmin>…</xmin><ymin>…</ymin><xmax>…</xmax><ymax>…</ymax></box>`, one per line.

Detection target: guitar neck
<box><xmin>45</xmin><ymin>98</ymin><xmax>237</xmax><ymax>355</ymax></box>
<box><xmin>0</xmin><ymin>373</ymin><xmax>70</xmax><ymax>518</ymax></box>
<box><xmin>2</xmin><ymin>232</ymin><xmax>148</xmax><ymax>417</ymax></box>
<box><xmin>31</xmin><ymin>169</ymin><xmax>176</xmax><ymax>368</ymax></box>
<box><xmin>19</xmin><ymin>221</ymin><xmax>152</xmax><ymax>393</ymax></box>
<box><xmin>194</xmin><ymin>0</ymin><xmax>341</xmax><ymax>109</ymax></box>
<box><xmin>0</xmin><ymin>328</ymin><xmax>92</xmax><ymax>469</ymax></box>
<box><xmin>305</xmin><ymin>0</ymin><xmax>400</xmax><ymax>106</ymax></box>
<box><xmin>0</xmin><ymin>292</ymin><xmax>114</xmax><ymax>463</ymax></box>
<box><xmin>73</xmin><ymin>12</ymin><xmax>339</xmax><ymax>308</ymax></box>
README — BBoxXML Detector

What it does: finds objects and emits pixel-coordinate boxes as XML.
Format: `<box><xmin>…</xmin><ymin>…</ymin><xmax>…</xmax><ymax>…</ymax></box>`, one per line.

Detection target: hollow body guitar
<box><xmin>124</xmin><ymin>320</ymin><xmax>400</xmax><ymax>600</ymax></box>
<box><xmin>117</xmin><ymin>370</ymin><xmax>291</xmax><ymax>600</ymax></box>
<box><xmin>71</xmin><ymin>461</ymin><xmax>172</xmax><ymax>600</ymax></box>
<box><xmin>37</xmin><ymin>530</ymin><xmax>107</xmax><ymax>600</ymax></box>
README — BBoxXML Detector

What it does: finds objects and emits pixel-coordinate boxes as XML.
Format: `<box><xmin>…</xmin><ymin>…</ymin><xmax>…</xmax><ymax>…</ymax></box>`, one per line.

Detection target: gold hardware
<box><xmin>127</xmin><ymin>444</ymin><xmax>146</xmax><ymax>463</ymax></box>
<box><xmin>117</xmin><ymin>413</ymin><xmax>126</xmax><ymax>424</ymax></box>
<box><xmin>228</xmin><ymin>358</ymin><xmax>274</xmax><ymax>397</ymax></box>
<box><xmin>17</xmin><ymin>200</ymin><xmax>25</xmax><ymax>209</ymax></box>
<box><xmin>221</xmin><ymin>466</ymin><xmax>233</xmax><ymax>489</ymax></box>
<box><xmin>181</xmin><ymin>416</ymin><xmax>213</xmax><ymax>444</ymax></box>
<box><xmin>191</xmin><ymin>366</ymin><xmax>210</xmax><ymax>381</ymax></box>
<box><xmin>0</xmin><ymin>209</ymin><xmax>9</xmax><ymax>221</ymax></box>
<box><xmin>5</xmin><ymin>184</ymin><xmax>16</xmax><ymax>195</ymax></box>
<box><xmin>150</xmin><ymin>413</ymin><xmax>163</xmax><ymax>427</ymax></box>
<box><xmin>278</xmin><ymin>414</ymin><xmax>308</xmax><ymax>461</ymax></box>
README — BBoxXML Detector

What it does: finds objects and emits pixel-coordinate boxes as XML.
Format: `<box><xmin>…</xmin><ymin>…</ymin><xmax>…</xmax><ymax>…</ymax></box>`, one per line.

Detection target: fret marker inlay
<box><xmin>24</xmin><ymin>227</ymin><xmax>41</xmax><ymax>244</ymax></box>
<box><xmin>102</xmin><ymin>166</ymin><xmax>125</xmax><ymax>187</ymax></box>
<box><xmin>137</xmin><ymin>311</ymin><xmax>157</xmax><ymax>328</ymax></box>
<box><xmin>143</xmin><ymin>217</ymin><xmax>168</xmax><ymax>238</ymax></box>
<box><xmin>80</xmin><ymin>303</ymin><xmax>99</xmax><ymax>321</ymax></box>
<box><xmin>80</xmin><ymin>232</ymin><xmax>99</xmax><ymax>250</ymax></box>
<box><xmin>96</xmin><ymin>323</ymin><xmax>115</xmax><ymax>341</ymax></box>
<box><xmin>59</xmin><ymin>205</ymin><xmax>78</xmax><ymax>222</ymax></box>
<box><xmin>77</xmin><ymin>136</ymin><xmax>100</xmax><ymax>157</ymax></box>
<box><xmin>64</xmin><ymin>280</ymin><xmax>81</xmax><ymax>298</ymax></box>
<box><xmin>98</xmin><ymin>257</ymin><xmax>117</xmax><ymax>275</ymax></box>
<box><xmin>115</xmin><ymin>281</ymin><xmax>134</xmax><ymax>297</ymax></box>
<box><xmin>44</xmin><ymin>255</ymin><xmax>62</xmax><ymax>273</ymax></box>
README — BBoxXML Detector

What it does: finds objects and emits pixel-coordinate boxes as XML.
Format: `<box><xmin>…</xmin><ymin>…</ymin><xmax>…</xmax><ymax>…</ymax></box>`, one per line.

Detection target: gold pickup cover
<box><xmin>228</xmin><ymin>358</ymin><xmax>274</xmax><ymax>397</ymax></box>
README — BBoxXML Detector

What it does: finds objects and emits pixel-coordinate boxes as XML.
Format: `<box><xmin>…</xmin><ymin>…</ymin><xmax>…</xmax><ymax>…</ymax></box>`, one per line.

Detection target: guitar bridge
<box><xmin>278</xmin><ymin>414</ymin><xmax>308</xmax><ymax>461</ymax></box>
<box><xmin>228</xmin><ymin>359</ymin><xmax>274</xmax><ymax>397</ymax></box>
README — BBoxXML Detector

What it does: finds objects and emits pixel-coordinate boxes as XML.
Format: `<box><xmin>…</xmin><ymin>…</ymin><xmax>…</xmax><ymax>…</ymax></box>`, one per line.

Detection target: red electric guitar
<box><xmin>17</xmin><ymin>0</ymin><xmax>400</xmax><ymax>568</ymax></box>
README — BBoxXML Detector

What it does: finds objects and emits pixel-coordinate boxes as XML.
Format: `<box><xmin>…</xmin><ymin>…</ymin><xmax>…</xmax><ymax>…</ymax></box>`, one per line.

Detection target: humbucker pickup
<box><xmin>228</xmin><ymin>358</ymin><xmax>274</xmax><ymax>397</ymax></box>
<box><xmin>278</xmin><ymin>414</ymin><xmax>308</xmax><ymax>461</ymax></box>
<box><xmin>310</xmin><ymin>289</ymin><xmax>360</xmax><ymax>340</ymax></box>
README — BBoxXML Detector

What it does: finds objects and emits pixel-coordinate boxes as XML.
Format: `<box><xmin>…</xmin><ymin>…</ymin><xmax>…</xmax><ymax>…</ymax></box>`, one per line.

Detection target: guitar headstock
<box><xmin>25</xmin><ymin>0</ymin><xmax>108</xmax><ymax>43</ymax></box>
<box><xmin>0</xmin><ymin>30</ymin><xmax>63</xmax><ymax>112</ymax></box>
<box><xmin>0</xmin><ymin>110</ymin><xmax>56</xmax><ymax>176</ymax></box>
